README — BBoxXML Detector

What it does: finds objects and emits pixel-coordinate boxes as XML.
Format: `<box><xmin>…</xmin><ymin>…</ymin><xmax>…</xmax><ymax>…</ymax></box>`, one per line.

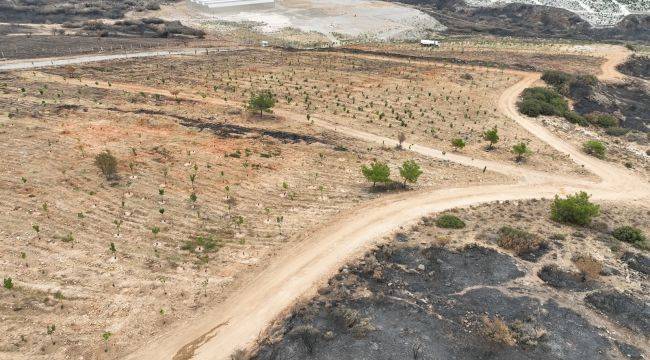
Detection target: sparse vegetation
<box><xmin>497</xmin><ymin>226</ymin><xmax>547</xmax><ymax>255</ymax></box>
<box><xmin>573</xmin><ymin>255</ymin><xmax>602</xmax><ymax>279</ymax></box>
<box><xmin>481</xmin><ymin>315</ymin><xmax>516</xmax><ymax>347</ymax></box>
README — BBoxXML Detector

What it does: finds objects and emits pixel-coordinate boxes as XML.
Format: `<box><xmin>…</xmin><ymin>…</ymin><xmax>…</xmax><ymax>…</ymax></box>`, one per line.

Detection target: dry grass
<box><xmin>573</xmin><ymin>255</ymin><xmax>603</xmax><ymax>279</ymax></box>
<box><xmin>481</xmin><ymin>315</ymin><xmax>516</xmax><ymax>347</ymax></box>
<box><xmin>496</xmin><ymin>226</ymin><xmax>547</xmax><ymax>255</ymax></box>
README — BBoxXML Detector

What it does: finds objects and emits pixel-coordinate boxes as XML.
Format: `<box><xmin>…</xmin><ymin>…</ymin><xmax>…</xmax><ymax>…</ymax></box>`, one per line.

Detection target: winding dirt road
<box><xmin>4</xmin><ymin>45</ymin><xmax>647</xmax><ymax>359</ymax></box>
<box><xmin>127</xmin><ymin>46</ymin><xmax>646</xmax><ymax>360</ymax></box>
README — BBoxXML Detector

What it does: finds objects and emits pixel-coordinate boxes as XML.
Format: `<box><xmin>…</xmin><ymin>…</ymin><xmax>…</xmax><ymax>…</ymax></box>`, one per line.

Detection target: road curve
<box><xmin>124</xmin><ymin>45</ymin><xmax>646</xmax><ymax>360</ymax></box>
<box><xmin>4</xmin><ymin>45</ymin><xmax>646</xmax><ymax>359</ymax></box>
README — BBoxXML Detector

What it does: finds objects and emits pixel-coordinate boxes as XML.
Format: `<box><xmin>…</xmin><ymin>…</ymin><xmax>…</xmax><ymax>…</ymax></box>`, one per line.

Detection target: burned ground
<box><xmin>385</xmin><ymin>0</ymin><xmax>650</xmax><ymax>41</ymax></box>
<box><xmin>617</xmin><ymin>55</ymin><xmax>650</xmax><ymax>81</ymax></box>
<box><xmin>586</xmin><ymin>290</ymin><xmax>650</xmax><ymax>334</ymax></box>
<box><xmin>0</xmin><ymin>34</ymin><xmax>193</xmax><ymax>60</ymax></box>
<box><xmin>568</xmin><ymin>79</ymin><xmax>649</xmax><ymax>133</ymax></box>
<box><xmin>254</xmin><ymin>200</ymin><xmax>649</xmax><ymax>359</ymax></box>
<box><xmin>0</xmin><ymin>0</ymin><xmax>178</xmax><ymax>23</ymax></box>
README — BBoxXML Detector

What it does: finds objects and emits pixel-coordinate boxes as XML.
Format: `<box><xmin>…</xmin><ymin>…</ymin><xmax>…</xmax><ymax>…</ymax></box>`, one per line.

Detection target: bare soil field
<box><xmin>36</xmin><ymin>49</ymin><xmax>592</xmax><ymax>178</ymax></box>
<box><xmin>255</xmin><ymin>199</ymin><xmax>650</xmax><ymax>359</ymax></box>
<box><xmin>0</xmin><ymin>41</ymin><xmax>647</xmax><ymax>360</ymax></box>
<box><xmin>344</xmin><ymin>39</ymin><xmax>605</xmax><ymax>75</ymax></box>
<box><xmin>0</xmin><ymin>50</ymin><xmax>511</xmax><ymax>359</ymax></box>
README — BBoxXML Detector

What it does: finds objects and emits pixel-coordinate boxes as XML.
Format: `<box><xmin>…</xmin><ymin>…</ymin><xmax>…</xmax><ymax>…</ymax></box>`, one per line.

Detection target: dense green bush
<box><xmin>435</xmin><ymin>214</ymin><xmax>466</xmax><ymax>229</ymax></box>
<box><xmin>604</xmin><ymin>127</ymin><xmax>629</xmax><ymax>136</ymax></box>
<box><xmin>612</xmin><ymin>226</ymin><xmax>646</xmax><ymax>244</ymax></box>
<box><xmin>550</xmin><ymin>191</ymin><xmax>600</xmax><ymax>226</ymax></box>
<box><xmin>563</xmin><ymin>111</ymin><xmax>588</xmax><ymax>126</ymax></box>
<box><xmin>583</xmin><ymin>140</ymin><xmax>606</xmax><ymax>159</ymax></box>
<box><xmin>517</xmin><ymin>87</ymin><xmax>568</xmax><ymax>117</ymax></box>
<box><xmin>586</xmin><ymin>112</ymin><xmax>619</xmax><ymax>128</ymax></box>
<box><xmin>541</xmin><ymin>70</ymin><xmax>572</xmax><ymax>94</ymax></box>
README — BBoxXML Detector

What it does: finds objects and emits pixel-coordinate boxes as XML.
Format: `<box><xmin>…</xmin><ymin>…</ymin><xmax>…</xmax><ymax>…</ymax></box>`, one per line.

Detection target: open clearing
<box><xmin>0</xmin><ymin>38</ymin><xmax>648</xmax><ymax>360</ymax></box>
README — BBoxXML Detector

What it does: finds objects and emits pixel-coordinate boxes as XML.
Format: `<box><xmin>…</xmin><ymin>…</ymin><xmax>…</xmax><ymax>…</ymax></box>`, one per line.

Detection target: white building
<box><xmin>189</xmin><ymin>0</ymin><xmax>275</xmax><ymax>12</ymax></box>
<box><xmin>420</xmin><ymin>39</ymin><xmax>440</xmax><ymax>47</ymax></box>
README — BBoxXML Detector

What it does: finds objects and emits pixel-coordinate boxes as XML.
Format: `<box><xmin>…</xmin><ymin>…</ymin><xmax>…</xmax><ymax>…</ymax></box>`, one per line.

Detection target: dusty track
<box><xmin>4</xmin><ymin>45</ymin><xmax>647</xmax><ymax>360</ymax></box>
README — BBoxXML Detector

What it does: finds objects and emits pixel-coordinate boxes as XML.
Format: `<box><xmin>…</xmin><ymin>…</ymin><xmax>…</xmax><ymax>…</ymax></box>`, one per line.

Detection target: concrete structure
<box><xmin>189</xmin><ymin>0</ymin><xmax>275</xmax><ymax>12</ymax></box>
<box><xmin>420</xmin><ymin>39</ymin><xmax>440</xmax><ymax>47</ymax></box>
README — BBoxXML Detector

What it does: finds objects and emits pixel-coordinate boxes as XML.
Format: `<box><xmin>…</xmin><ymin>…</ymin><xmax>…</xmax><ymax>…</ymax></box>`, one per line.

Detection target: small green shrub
<box><xmin>182</xmin><ymin>235</ymin><xmax>222</xmax><ymax>255</ymax></box>
<box><xmin>583</xmin><ymin>140</ymin><xmax>606</xmax><ymax>159</ymax></box>
<box><xmin>586</xmin><ymin>112</ymin><xmax>619</xmax><ymax>128</ymax></box>
<box><xmin>604</xmin><ymin>127</ymin><xmax>629</xmax><ymax>136</ymax></box>
<box><xmin>550</xmin><ymin>191</ymin><xmax>600</xmax><ymax>226</ymax></box>
<box><xmin>435</xmin><ymin>214</ymin><xmax>466</xmax><ymax>229</ymax></box>
<box><xmin>612</xmin><ymin>226</ymin><xmax>646</xmax><ymax>244</ymax></box>
<box><xmin>451</xmin><ymin>138</ymin><xmax>466</xmax><ymax>149</ymax></box>
<box><xmin>3</xmin><ymin>277</ymin><xmax>13</xmax><ymax>290</ymax></box>
<box><xmin>563</xmin><ymin>111</ymin><xmax>588</xmax><ymax>126</ymax></box>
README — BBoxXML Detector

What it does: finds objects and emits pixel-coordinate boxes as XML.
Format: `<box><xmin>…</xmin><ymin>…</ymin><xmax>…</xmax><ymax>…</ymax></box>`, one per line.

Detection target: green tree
<box><xmin>512</xmin><ymin>142</ymin><xmax>532</xmax><ymax>162</ymax></box>
<box><xmin>399</xmin><ymin>160</ymin><xmax>423</xmax><ymax>186</ymax></box>
<box><xmin>483</xmin><ymin>126</ymin><xmax>499</xmax><ymax>150</ymax></box>
<box><xmin>361</xmin><ymin>161</ymin><xmax>391</xmax><ymax>188</ymax></box>
<box><xmin>550</xmin><ymin>191</ymin><xmax>600</xmax><ymax>226</ymax></box>
<box><xmin>94</xmin><ymin>150</ymin><xmax>118</xmax><ymax>180</ymax></box>
<box><xmin>248</xmin><ymin>90</ymin><xmax>276</xmax><ymax>117</ymax></box>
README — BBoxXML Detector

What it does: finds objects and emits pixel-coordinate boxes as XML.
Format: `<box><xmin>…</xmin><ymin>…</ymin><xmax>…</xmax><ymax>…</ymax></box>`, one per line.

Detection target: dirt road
<box><xmin>0</xmin><ymin>48</ymin><xmax>237</xmax><ymax>71</ymax></box>
<box><xmin>127</xmin><ymin>45</ymin><xmax>645</xmax><ymax>360</ymax></box>
<box><xmin>5</xmin><ymin>45</ymin><xmax>646</xmax><ymax>360</ymax></box>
